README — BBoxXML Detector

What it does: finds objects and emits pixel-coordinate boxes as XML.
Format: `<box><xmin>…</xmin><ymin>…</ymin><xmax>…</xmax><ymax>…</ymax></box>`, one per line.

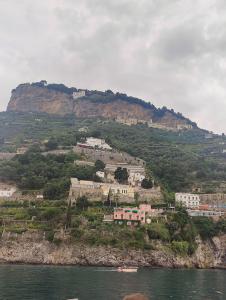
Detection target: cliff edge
<box><xmin>7</xmin><ymin>81</ymin><xmax>196</xmax><ymax>131</ymax></box>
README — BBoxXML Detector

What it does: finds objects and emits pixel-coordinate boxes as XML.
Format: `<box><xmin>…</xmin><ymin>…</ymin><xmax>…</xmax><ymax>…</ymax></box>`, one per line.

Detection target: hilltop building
<box><xmin>72</xmin><ymin>90</ymin><xmax>86</xmax><ymax>99</ymax></box>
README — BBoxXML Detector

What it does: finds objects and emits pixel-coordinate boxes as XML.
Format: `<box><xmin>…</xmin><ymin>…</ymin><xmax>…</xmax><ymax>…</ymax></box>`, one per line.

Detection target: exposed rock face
<box><xmin>8</xmin><ymin>84</ymin><xmax>73</xmax><ymax>115</ymax></box>
<box><xmin>73</xmin><ymin>99</ymin><xmax>153</xmax><ymax>120</ymax></box>
<box><xmin>7</xmin><ymin>83</ymin><xmax>194</xmax><ymax>130</ymax></box>
<box><xmin>0</xmin><ymin>231</ymin><xmax>225</xmax><ymax>268</ymax></box>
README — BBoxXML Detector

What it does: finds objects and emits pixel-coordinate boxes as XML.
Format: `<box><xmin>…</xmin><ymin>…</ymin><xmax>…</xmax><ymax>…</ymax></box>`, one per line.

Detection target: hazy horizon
<box><xmin>1</xmin><ymin>0</ymin><xmax>226</xmax><ymax>133</ymax></box>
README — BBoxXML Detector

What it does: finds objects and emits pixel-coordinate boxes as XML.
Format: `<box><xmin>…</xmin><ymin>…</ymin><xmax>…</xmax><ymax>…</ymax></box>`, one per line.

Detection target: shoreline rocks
<box><xmin>0</xmin><ymin>232</ymin><xmax>225</xmax><ymax>268</ymax></box>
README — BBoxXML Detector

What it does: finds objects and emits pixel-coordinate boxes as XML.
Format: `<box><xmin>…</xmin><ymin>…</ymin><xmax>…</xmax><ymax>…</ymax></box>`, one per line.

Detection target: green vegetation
<box><xmin>1</xmin><ymin>112</ymin><xmax>226</xmax><ymax>192</ymax></box>
<box><xmin>171</xmin><ymin>241</ymin><xmax>190</xmax><ymax>255</ymax></box>
<box><xmin>94</xmin><ymin>160</ymin><xmax>105</xmax><ymax>171</ymax></box>
<box><xmin>147</xmin><ymin>223</ymin><xmax>170</xmax><ymax>241</ymax></box>
<box><xmin>114</xmin><ymin>167</ymin><xmax>129</xmax><ymax>184</ymax></box>
<box><xmin>193</xmin><ymin>217</ymin><xmax>226</xmax><ymax>240</ymax></box>
<box><xmin>0</xmin><ymin>149</ymin><xmax>97</xmax><ymax>199</ymax></box>
<box><xmin>0</xmin><ymin>111</ymin><xmax>226</xmax><ymax>256</ymax></box>
<box><xmin>0</xmin><ymin>199</ymin><xmax>225</xmax><ymax>255</ymax></box>
<box><xmin>141</xmin><ymin>178</ymin><xmax>153</xmax><ymax>189</ymax></box>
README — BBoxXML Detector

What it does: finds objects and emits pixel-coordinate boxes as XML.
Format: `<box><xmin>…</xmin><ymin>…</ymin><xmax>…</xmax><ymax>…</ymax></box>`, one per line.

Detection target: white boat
<box><xmin>117</xmin><ymin>266</ymin><xmax>138</xmax><ymax>273</ymax></box>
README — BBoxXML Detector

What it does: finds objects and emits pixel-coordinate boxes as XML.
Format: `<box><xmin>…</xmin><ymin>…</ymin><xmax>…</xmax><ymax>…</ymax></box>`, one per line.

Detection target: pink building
<box><xmin>114</xmin><ymin>204</ymin><xmax>153</xmax><ymax>224</ymax></box>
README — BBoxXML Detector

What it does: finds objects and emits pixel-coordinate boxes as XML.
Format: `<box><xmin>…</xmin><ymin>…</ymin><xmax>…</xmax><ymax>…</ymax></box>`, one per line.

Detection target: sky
<box><xmin>0</xmin><ymin>0</ymin><xmax>226</xmax><ymax>133</ymax></box>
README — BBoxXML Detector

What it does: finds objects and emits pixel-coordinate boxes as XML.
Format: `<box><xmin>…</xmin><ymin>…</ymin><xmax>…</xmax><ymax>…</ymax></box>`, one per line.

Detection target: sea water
<box><xmin>0</xmin><ymin>265</ymin><xmax>225</xmax><ymax>300</ymax></box>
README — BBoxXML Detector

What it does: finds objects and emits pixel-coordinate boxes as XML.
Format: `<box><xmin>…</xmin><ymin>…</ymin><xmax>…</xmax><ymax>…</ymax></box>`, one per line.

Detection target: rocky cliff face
<box><xmin>8</xmin><ymin>83</ymin><xmax>73</xmax><ymax>115</ymax></box>
<box><xmin>7</xmin><ymin>82</ymin><xmax>195</xmax><ymax>130</ymax></box>
<box><xmin>0</xmin><ymin>231</ymin><xmax>225</xmax><ymax>268</ymax></box>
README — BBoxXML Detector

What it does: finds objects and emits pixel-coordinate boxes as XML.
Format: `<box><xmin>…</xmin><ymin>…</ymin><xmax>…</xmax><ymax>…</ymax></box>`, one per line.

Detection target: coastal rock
<box><xmin>0</xmin><ymin>231</ymin><xmax>225</xmax><ymax>268</ymax></box>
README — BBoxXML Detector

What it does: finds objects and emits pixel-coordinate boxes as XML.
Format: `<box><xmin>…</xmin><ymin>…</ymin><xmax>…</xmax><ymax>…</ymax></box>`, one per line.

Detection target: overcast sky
<box><xmin>0</xmin><ymin>0</ymin><xmax>226</xmax><ymax>133</ymax></box>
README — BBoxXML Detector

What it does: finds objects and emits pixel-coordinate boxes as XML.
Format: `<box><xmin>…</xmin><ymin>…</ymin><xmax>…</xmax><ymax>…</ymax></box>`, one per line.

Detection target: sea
<box><xmin>0</xmin><ymin>265</ymin><xmax>225</xmax><ymax>300</ymax></box>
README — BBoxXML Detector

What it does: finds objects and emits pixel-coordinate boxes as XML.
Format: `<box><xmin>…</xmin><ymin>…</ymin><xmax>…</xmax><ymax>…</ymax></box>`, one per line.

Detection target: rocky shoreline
<box><xmin>0</xmin><ymin>231</ymin><xmax>225</xmax><ymax>268</ymax></box>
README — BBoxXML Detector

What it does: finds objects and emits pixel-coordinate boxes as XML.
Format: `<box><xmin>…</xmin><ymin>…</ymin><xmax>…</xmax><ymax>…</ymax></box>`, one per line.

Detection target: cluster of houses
<box><xmin>69</xmin><ymin>158</ymin><xmax>161</xmax><ymax>204</ymax></box>
<box><xmin>75</xmin><ymin>159</ymin><xmax>146</xmax><ymax>187</ymax></box>
<box><xmin>69</xmin><ymin>138</ymin><xmax>159</xmax><ymax>204</ymax></box>
<box><xmin>114</xmin><ymin>116</ymin><xmax>192</xmax><ymax>131</ymax></box>
<box><xmin>175</xmin><ymin>193</ymin><xmax>225</xmax><ymax>219</ymax></box>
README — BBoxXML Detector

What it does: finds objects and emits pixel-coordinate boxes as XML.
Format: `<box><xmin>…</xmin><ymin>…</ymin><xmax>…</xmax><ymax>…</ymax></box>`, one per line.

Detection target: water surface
<box><xmin>0</xmin><ymin>265</ymin><xmax>225</xmax><ymax>300</ymax></box>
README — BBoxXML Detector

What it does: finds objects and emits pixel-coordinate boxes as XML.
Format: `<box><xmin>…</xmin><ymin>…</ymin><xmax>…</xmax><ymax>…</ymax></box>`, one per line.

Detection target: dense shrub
<box><xmin>45</xmin><ymin>230</ymin><xmax>55</xmax><ymax>242</ymax></box>
<box><xmin>147</xmin><ymin>223</ymin><xmax>170</xmax><ymax>241</ymax></box>
<box><xmin>171</xmin><ymin>241</ymin><xmax>189</xmax><ymax>255</ymax></box>
<box><xmin>40</xmin><ymin>207</ymin><xmax>62</xmax><ymax>221</ymax></box>
<box><xmin>193</xmin><ymin>217</ymin><xmax>217</xmax><ymax>239</ymax></box>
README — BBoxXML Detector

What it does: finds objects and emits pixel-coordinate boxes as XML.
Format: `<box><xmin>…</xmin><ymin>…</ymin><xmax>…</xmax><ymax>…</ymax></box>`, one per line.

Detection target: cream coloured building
<box><xmin>72</xmin><ymin>90</ymin><xmax>86</xmax><ymax>99</ymax></box>
<box><xmin>0</xmin><ymin>185</ymin><xmax>17</xmax><ymax>198</ymax></box>
<box><xmin>175</xmin><ymin>193</ymin><xmax>200</xmax><ymax>208</ymax></box>
<box><xmin>69</xmin><ymin>178</ymin><xmax>134</xmax><ymax>204</ymax></box>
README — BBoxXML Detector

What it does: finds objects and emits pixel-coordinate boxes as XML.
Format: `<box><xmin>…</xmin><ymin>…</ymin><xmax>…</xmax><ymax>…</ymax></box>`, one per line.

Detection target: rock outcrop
<box><xmin>7</xmin><ymin>83</ymin><xmax>73</xmax><ymax>115</ymax></box>
<box><xmin>0</xmin><ymin>231</ymin><xmax>225</xmax><ymax>268</ymax></box>
<box><xmin>7</xmin><ymin>82</ymin><xmax>195</xmax><ymax>131</ymax></box>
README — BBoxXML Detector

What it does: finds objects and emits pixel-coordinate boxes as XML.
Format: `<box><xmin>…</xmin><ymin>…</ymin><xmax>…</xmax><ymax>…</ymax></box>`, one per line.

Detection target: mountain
<box><xmin>7</xmin><ymin>81</ymin><xmax>196</xmax><ymax>131</ymax></box>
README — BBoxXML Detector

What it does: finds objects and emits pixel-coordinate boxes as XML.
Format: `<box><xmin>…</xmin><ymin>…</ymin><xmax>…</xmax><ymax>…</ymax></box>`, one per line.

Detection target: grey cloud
<box><xmin>0</xmin><ymin>0</ymin><xmax>226</xmax><ymax>133</ymax></box>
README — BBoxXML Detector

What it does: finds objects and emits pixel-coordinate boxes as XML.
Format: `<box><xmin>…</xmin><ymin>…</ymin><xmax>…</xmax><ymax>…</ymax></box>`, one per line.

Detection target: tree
<box><xmin>141</xmin><ymin>178</ymin><xmax>153</xmax><ymax>189</ymax></box>
<box><xmin>45</xmin><ymin>138</ymin><xmax>58</xmax><ymax>151</ymax></box>
<box><xmin>95</xmin><ymin>160</ymin><xmax>105</xmax><ymax>171</ymax></box>
<box><xmin>76</xmin><ymin>196</ymin><xmax>89</xmax><ymax>211</ymax></box>
<box><xmin>43</xmin><ymin>182</ymin><xmax>62</xmax><ymax>200</ymax></box>
<box><xmin>114</xmin><ymin>167</ymin><xmax>129</xmax><ymax>184</ymax></box>
<box><xmin>193</xmin><ymin>217</ymin><xmax>217</xmax><ymax>239</ymax></box>
<box><xmin>134</xmin><ymin>192</ymin><xmax>140</xmax><ymax>206</ymax></box>
<box><xmin>65</xmin><ymin>200</ymin><xmax>72</xmax><ymax>229</ymax></box>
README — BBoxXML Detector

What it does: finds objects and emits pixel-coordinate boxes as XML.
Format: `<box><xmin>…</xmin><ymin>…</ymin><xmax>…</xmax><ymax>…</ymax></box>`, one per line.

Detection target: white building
<box><xmin>105</xmin><ymin>163</ymin><xmax>145</xmax><ymax>174</ymax></box>
<box><xmin>187</xmin><ymin>209</ymin><xmax>224</xmax><ymax>218</ymax></box>
<box><xmin>175</xmin><ymin>193</ymin><xmax>200</xmax><ymax>208</ymax></box>
<box><xmin>78</xmin><ymin>137</ymin><xmax>112</xmax><ymax>150</ymax></box>
<box><xmin>128</xmin><ymin>172</ymin><xmax>145</xmax><ymax>186</ymax></box>
<box><xmin>72</xmin><ymin>90</ymin><xmax>86</xmax><ymax>99</ymax></box>
<box><xmin>0</xmin><ymin>186</ymin><xmax>16</xmax><ymax>198</ymax></box>
<box><xmin>96</xmin><ymin>171</ymin><xmax>105</xmax><ymax>179</ymax></box>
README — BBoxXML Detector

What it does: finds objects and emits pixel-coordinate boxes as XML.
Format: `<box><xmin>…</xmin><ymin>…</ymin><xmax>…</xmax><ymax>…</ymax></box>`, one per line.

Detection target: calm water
<box><xmin>0</xmin><ymin>265</ymin><xmax>225</xmax><ymax>300</ymax></box>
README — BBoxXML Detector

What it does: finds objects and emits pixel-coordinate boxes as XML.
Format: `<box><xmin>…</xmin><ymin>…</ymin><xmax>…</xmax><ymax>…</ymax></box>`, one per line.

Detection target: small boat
<box><xmin>117</xmin><ymin>266</ymin><xmax>138</xmax><ymax>273</ymax></box>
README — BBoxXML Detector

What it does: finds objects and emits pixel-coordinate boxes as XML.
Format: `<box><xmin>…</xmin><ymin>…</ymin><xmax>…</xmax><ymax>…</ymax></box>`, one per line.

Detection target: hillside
<box><xmin>1</xmin><ymin>111</ymin><xmax>226</xmax><ymax>193</ymax></box>
<box><xmin>7</xmin><ymin>81</ymin><xmax>196</xmax><ymax>131</ymax></box>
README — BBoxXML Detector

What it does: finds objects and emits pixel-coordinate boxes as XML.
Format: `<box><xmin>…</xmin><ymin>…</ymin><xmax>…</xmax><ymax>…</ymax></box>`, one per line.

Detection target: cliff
<box><xmin>7</xmin><ymin>81</ymin><xmax>196</xmax><ymax>131</ymax></box>
<box><xmin>0</xmin><ymin>231</ymin><xmax>225</xmax><ymax>268</ymax></box>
